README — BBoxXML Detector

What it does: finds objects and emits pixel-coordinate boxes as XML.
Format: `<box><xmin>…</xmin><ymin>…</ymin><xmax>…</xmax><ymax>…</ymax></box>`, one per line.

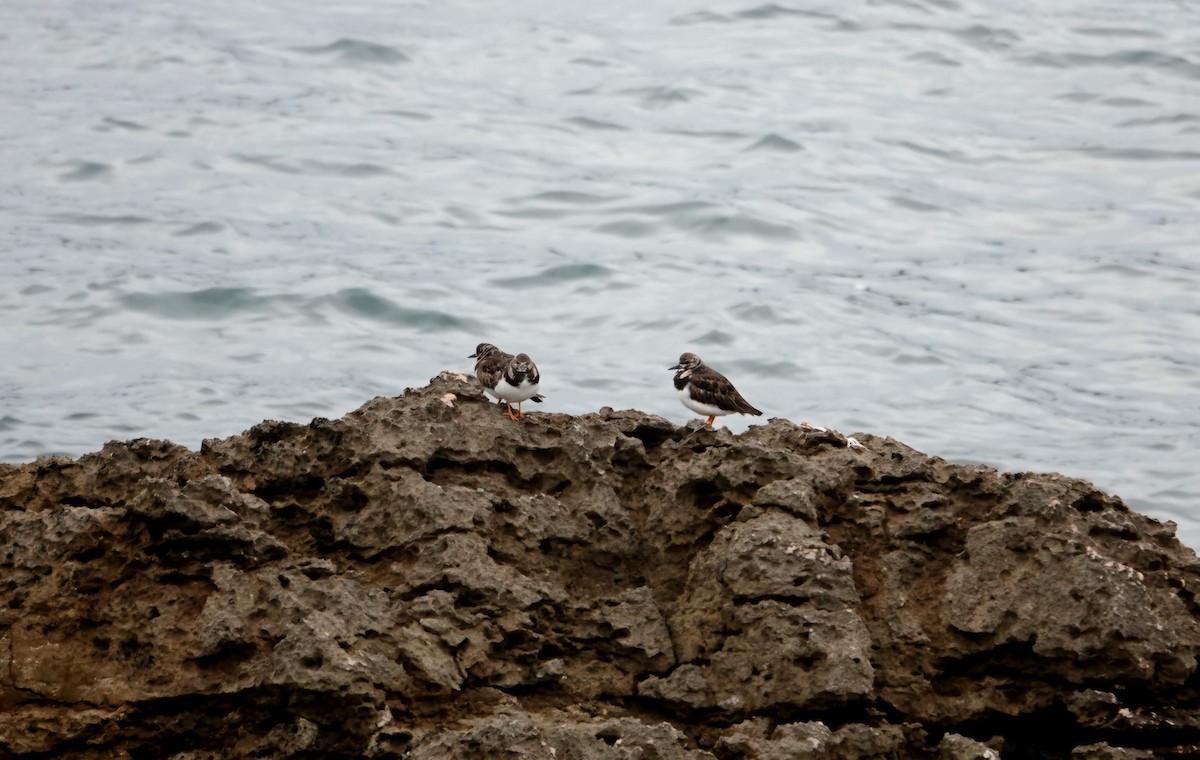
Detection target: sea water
<box><xmin>1</xmin><ymin>0</ymin><xmax>1197</xmax><ymax>547</ymax></box>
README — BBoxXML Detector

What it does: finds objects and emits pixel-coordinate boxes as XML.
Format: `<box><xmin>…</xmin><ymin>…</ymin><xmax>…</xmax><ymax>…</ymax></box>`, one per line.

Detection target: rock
<box><xmin>938</xmin><ymin>732</ymin><xmax>1001</xmax><ymax>759</ymax></box>
<box><xmin>1</xmin><ymin>371</ymin><xmax>1199</xmax><ymax>758</ymax></box>
<box><xmin>404</xmin><ymin>708</ymin><xmax>713</xmax><ymax>760</ymax></box>
<box><xmin>712</xmin><ymin>720</ymin><xmax>910</xmax><ymax>760</ymax></box>
<box><xmin>640</xmin><ymin>512</ymin><xmax>873</xmax><ymax>713</ymax></box>
<box><xmin>1072</xmin><ymin>744</ymin><xmax>1157</xmax><ymax>760</ymax></box>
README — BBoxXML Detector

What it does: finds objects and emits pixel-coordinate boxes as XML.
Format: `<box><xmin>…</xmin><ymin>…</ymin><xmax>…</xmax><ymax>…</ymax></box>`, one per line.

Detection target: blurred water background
<box><xmin>1</xmin><ymin>0</ymin><xmax>1198</xmax><ymax>546</ymax></box>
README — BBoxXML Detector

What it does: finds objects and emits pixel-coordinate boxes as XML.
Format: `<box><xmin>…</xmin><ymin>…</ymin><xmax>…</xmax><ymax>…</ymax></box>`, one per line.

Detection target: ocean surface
<box><xmin>1</xmin><ymin>0</ymin><xmax>1198</xmax><ymax>547</ymax></box>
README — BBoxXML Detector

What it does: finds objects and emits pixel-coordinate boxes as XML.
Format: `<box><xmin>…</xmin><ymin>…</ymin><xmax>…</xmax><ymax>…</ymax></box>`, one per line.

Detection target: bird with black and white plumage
<box><xmin>670</xmin><ymin>352</ymin><xmax>762</xmax><ymax>427</ymax></box>
<box><xmin>470</xmin><ymin>342</ymin><xmax>544</xmax><ymax>421</ymax></box>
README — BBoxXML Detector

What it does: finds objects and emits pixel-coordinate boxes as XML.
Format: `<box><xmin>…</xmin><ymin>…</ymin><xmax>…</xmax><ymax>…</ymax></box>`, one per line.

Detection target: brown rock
<box><xmin>1</xmin><ymin>371</ymin><xmax>1199</xmax><ymax>758</ymax></box>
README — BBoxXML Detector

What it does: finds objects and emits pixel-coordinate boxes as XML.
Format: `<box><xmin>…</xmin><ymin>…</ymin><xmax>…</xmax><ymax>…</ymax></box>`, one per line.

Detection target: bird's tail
<box><xmin>530</xmin><ymin>394</ymin><xmax>545</xmax><ymax>403</ymax></box>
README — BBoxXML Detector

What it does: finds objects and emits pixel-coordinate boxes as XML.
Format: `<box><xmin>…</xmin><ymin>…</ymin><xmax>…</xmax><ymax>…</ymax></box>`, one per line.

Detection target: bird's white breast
<box><xmin>678</xmin><ymin>385</ymin><xmax>730</xmax><ymax>417</ymax></box>
<box><xmin>494</xmin><ymin>376</ymin><xmax>540</xmax><ymax>403</ymax></box>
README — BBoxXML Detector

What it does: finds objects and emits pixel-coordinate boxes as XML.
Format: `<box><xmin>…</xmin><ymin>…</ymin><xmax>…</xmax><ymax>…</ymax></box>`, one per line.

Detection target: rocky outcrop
<box><xmin>1</xmin><ymin>372</ymin><xmax>1198</xmax><ymax>758</ymax></box>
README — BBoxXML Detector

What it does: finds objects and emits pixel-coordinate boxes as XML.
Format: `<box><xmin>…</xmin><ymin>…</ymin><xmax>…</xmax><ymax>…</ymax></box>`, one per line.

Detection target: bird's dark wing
<box><xmin>474</xmin><ymin>350</ymin><xmax>512</xmax><ymax>390</ymax></box>
<box><xmin>689</xmin><ymin>367</ymin><xmax>762</xmax><ymax>416</ymax></box>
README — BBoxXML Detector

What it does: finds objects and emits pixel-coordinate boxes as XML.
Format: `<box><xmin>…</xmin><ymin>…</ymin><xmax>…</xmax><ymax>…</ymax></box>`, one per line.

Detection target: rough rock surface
<box><xmin>2</xmin><ymin>372</ymin><xmax>1199</xmax><ymax>758</ymax></box>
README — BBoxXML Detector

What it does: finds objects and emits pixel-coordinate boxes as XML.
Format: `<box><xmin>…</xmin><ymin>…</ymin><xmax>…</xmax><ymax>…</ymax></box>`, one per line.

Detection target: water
<box><xmin>1</xmin><ymin>0</ymin><xmax>1198</xmax><ymax>547</ymax></box>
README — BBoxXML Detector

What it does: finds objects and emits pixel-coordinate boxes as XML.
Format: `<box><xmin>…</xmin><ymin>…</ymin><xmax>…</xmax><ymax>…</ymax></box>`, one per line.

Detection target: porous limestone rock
<box><xmin>2</xmin><ymin>371</ymin><xmax>1199</xmax><ymax>758</ymax></box>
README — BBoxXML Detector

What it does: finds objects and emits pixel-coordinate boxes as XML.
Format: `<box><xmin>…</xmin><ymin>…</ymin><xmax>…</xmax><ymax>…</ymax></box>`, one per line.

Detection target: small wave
<box><xmin>59</xmin><ymin>161</ymin><xmax>112</xmax><ymax>182</ymax></box>
<box><xmin>952</xmin><ymin>25</ymin><xmax>1020</xmax><ymax>51</ymax></box>
<box><xmin>908</xmin><ymin>51</ymin><xmax>962</xmax><ymax>67</ymax></box>
<box><xmin>665</xmin><ymin>129</ymin><xmax>746</xmax><ymax>141</ymax></box>
<box><xmin>1117</xmin><ymin>113</ymin><xmax>1198</xmax><ymax>128</ymax></box>
<box><xmin>594</xmin><ymin>220</ymin><xmax>657</xmax><ymax>238</ymax></box>
<box><xmin>732</xmin><ymin>358</ymin><xmax>806</xmax><ymax>376</ymax></box>
<box><xmin>99</xmin><ymin>116</ymin><xmax>148</xmax><ymax>131</ymax></box>
<box><xmin>894</xmin><ymin>353</ymin><xmax>947</xmax><ymax>366</ymax></box>
<box><xmin>1018</xmin><ymin>50</ymin><xmax>1200</xmax><ymax>81</ymax></box>
<box><xmin>890</xmin><ymin>195</ymin><xmax>945</xmax><ymax>212</ymax></box>
<box><xmin>794</xmin><ymin>120</ymin><xmax>845</xmax><ymax>134</ymax></box>
<box><xmin>489</xmin><ymin>264</ymin><xmax>614</xmax><ymax>288</ymax></box>
<box><xmin>744</xmin><ymin>134</ymin><xmax>803</xmax><ymax>153</ymax></box>
<box><xmin>1100</xmin><ymin>96</ymin><xmax>1156</xmax><ymax>108</ymax></box>
<box><xmin>235</xmin><ymin>154</ymin><xmax>389</xmax><ymax>177</ymax></box>
<box><xmin>327</xmin><ymin>288</ymin><xmax>479</xmax><ymax>331</ymax></box>
<box><xmin>1073</xmin><ymin>27</ymin><xmax>1161</xmax><ymax>39</ymax></box>
<box><xmin>1056</xmin><ymin>91</ymin><xmax>1097</xmax><ymax>103</ymax></box>
<box><xmin>670</xmin><ymin>11</ymin><xmax>730</xmax><ymax>25</ymax></box>
<box><xmin>294</xmin><ymin>38</ymin><xmax>410</xmax><ymax>65</ymax></box>
<box><xmin>136</xmin><ymin>54</ymin><xmax>189</xmax><ymax>70</ymax></box>
<box><xmin>119</xmin><ymin>287</ymin><xmax>269</xmax><ymax>320</ymax></box>
<box><xmin>573</xmin><ymin>376</ymin><xmax>617</xmax><ymax>390</ymax></box>
<box><xmin>10</xmin><ymin>439</ymin><xmax>47</xmax><ymax>454</ymax></box>
<box><xmin>516</xmin><ymin>191</ymin><xmax>619</xmax><ymax>205</ymax></box>
<box><xmin>735</xmin><ymin>4</ymin><xmax>837</xmax><ymax>21</ymax></box>
<box><xmin>729</xmin><ymin>303</ymin><xmax>794</xmax><ymax>324</ymax></box>
<box><xmin>621</xmin><ymin>316</ymin><xmax>684</xmax><ymax>330</ymax></box>
<box><xmin>303</xmin><ymin>160</ymin><xmax>390</xmax><ymax>177</ymax></box>
<box><xmin>681</xmin><ymin>214</ymin><xmax>798</xmax><ymax>241</ymax></box>
<box><xmin>1083</xmin><ymin>264</ymin><xmax>1151</xmax><ymax>278</ymax></box>
<box><xmin>235</xmin><ymin>154</ymin><xmax>299</xmax><ymax>175</ymax></box>
<box><xmin>1076</xmin><ymin>147</ymin><xmax>1200</xmax><ymax>161</ymax></box>
<box><xmin>622</xmin><ymin>86</ymin><xmax>700</xmax><ymax>109</ymax></box>
<box><xmin>889</xmin><ymin>139</ymin><xmax>970</xmax><ymax>163</ymax></box>
<box><xmin>377</xmin><ymin>110</ymin><xmax>433</xmax><ymax>121</ymax></box>
<box><xmin>602</xmin><ymin>201</ymin><xmax>795</xmax><ymax>242</ymax></box>
<box><xmin>52</xmin><ymin>214</ymin><xmax>151</xmax><ymax>226</ymax></box>
<box><xmin>174</xmin><ymin>221</ymin><xmax>224</xmax><ymax>237</ymax></box>
<box><xmin>494</xmin><ymin>208</ymin><xmax>572</xmax><ymax>220</ymax></box>
<box><xmin>693</xmin><ymin>329</ymin><xmax>735</xmax><ymax>346</ymax></box>
<box><xmin>613</xmin><ymin>201</ymin><xmax>721</xmax><ymax>217</ymax></box>
<box><xmin>29</xmin><ymin>304</ymin><xmax>115</xmax><ymax>328</ymax></box>
<box><xmin>565</xmin><ymin>116</ymin><xmax>628</xmax><ymax>131</ymax></box>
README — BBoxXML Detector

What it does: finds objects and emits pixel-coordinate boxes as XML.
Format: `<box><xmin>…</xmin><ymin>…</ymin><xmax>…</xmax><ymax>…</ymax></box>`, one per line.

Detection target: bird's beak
<box><xmin>469</xmin><ymin>352</ymin><xmax>477</xmax><ymax>358</ymax></box>
<box><xmin>669</xmin><ymin>363</ymin><xmax>682</xmax><ymax>371</ymax></box>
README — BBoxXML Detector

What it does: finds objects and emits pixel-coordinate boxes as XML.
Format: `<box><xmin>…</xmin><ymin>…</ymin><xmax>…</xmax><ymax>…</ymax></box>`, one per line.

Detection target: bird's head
<box><xmin>512</xmin><ymin>353</ymin><xmax>534</xmax><ymax>373</ymax></box>
<box><xmin>670</xmin><ymin>352</ymin><xmax>703</xmax><ymax>372</ymax></box>
<box><xmin>471</xmin><ymin>343</ymin><xmax>500</xmax><ymax>359</ymax></box>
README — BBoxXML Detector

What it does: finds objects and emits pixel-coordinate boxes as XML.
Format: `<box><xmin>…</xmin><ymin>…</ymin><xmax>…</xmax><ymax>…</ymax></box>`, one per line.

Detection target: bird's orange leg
<box><xmin>516</xmin><ymin>401</ymin><xmax>525</xmax><ymax>420</ymax></box>
<box><xmin>706</xmin><ymin>415</ymin><xmax>716</xmax><ymax>426</ymax></box>
<box><xmin>506</xmin><ymin>403</ymin><xmax>518</xmax><ymax>421</ymax></box>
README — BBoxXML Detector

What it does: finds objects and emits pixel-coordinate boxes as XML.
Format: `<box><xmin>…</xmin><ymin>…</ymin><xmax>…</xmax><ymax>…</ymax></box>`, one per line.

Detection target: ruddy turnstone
<box><xmin>469</xmin><ymin>342</ymin><xmax>544</xmax><ymax>421</ymax></box>
<box><xmin>670</xmin><ymin>352</ymin><xmax>762</xmax><ymax>426</ymax></box>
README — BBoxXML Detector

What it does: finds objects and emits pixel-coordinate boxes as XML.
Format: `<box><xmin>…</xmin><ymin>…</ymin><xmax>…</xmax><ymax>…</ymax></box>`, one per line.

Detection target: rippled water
<box><xmin>1</xmin><ymin>0</ymin><xmax>1198</xmax><ymax>546</ymax></box>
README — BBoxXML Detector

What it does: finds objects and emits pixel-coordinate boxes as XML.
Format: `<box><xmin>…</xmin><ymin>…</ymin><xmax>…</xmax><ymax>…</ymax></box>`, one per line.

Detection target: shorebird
<box><xmin>670</xmin><ymin>352</ymin><xmax>762</xmax><ymax>426</ymax></box>
<box><xmin>470</xmin><ymin>343</ymin><xmax>543</xmax><ymax>421</ymax></box>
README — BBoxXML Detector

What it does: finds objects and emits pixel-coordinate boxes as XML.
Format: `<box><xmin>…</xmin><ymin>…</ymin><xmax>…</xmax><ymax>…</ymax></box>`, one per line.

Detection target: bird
<box><xmin>470</xmin><ymin>343</ymin><xmax>544</xmax><ymax>421</ymax></box>
<box><xmin>669</xmin><ymin>352</ymin><xmax>762</xmax><ymax>427</ymax></box>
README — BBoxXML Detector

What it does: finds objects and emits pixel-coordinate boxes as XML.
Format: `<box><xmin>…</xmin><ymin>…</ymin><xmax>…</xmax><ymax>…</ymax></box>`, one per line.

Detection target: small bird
<box><xmin>470</xmin><ymin>343</ymin><xmax>544</xmax><ymax>421</ymax></box>
<box><xmin>670</xmin><ymin>352</ymin><xmax>762</xmax><ymax>427</ymax></box>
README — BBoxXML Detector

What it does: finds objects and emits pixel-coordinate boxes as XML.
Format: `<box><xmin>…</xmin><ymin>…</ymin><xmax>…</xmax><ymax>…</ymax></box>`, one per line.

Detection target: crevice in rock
<box><xmin>928</xmin><ymin>700</ymin><xmax>1186</xmax><ymax>760</ymax></box>
<box><xmin>621</xmin><ymin>423</ymin><xmax>674</xmax><ymax>452</ymax></box>
<box><xmin>251</xmin><ymin>475</ymin><xmax>328</xmax><ymax>506</ymax></box>
<box><xmin>188</xmin><ymin>640</ymin><xmax>259</xmax><ymax>672</ymax></box>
